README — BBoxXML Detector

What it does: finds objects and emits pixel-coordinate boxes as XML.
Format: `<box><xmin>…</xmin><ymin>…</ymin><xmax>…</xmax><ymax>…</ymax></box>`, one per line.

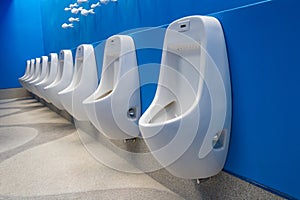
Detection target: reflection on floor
<box><xmin>0</xmin><ymin>98</ymin><xmax>183</xmax><ymax>200</ymax></box>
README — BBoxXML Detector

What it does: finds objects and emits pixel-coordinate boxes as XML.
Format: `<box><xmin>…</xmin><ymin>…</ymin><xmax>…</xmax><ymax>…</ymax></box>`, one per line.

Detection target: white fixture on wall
<box><xmin>83</xmin><ymin>35</ymin><xmax>141</xmax><ymax>139</ymax></box>
<box><xmin>27</xmin><ymin>58</ymin><xmax>42</xmax><ymax>93</ymax></box>
<box><xmin>22</xmin><ymin>59</ymin><xmax>35</xmax><ymax>91</ymax></box>
<box><xmin>31</xmin><ymin>56</ymin><xmax>49</xmax><ymax>97</ymax></box>
<box><xmin>139</xmin><ymin>15</ymin><xmax>232</xmax><ymax>179</ymax></box>
<box><xmin>35</xmin><ymin>53</ymin><xmax>58</xmax><ymax>101</ymax></box>
<box><xmin>19</xmin><ymin>60</ymin><xmax>31</xmax><ymax>88</ymax></box>
<box><xmin>58</xmin><ymin>44</ymin><xmax>98</xmax><ymax>121</ymax></box>
<box><xmin>44</xmin><ymin>50</ymin><xmax>74</xmax><ymax>110</ymax></box>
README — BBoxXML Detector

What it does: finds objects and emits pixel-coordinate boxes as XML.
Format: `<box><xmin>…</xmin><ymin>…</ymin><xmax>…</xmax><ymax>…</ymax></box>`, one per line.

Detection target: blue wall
<box><xmin>214</xmin><ymin>0</ymin><xmax>300</xmax><ymax>198</ymax></box>
<box><xmin>41</xmin><ymin>0</ymin><xmax>266</xmax><ymax>54</ymax></box>
<box><xmin>0</xmin><ymin>0</ymin><xmax>45</xmax><ymax>89</ymax></box>
<box><xmin>1</xmin><ymin>0</ymin><xmax>300</xmax><ymax>198</ymax></box>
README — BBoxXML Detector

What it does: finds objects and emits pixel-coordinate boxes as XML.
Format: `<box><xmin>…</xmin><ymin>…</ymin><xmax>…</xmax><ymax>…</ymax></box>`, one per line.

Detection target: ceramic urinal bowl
<box><xmin>23</xmin><ymin>59</ymin><xmax>36</xmax><ymax>91</ymax></box>
<box><xmin>31</xmin><ymin>56</ymin><xmax>49</xmax><ymax>96</ymax></box>
<box><xmin>27</xmin><ymin>58</ymin><xmax>42</xmax><ymax>92</ymax></box>
<box><xmin>139</xmin><ymin>16</ymin><xmax>232</xmax><ymax>179</ymax></box>
<box><xmin>59</xmin><ymin>44</ymin><xmax>98</xmax><ymax>121</ymax></box>
<box><xmin>19</xmin><ymin>60</ymin><xmax>31</xmax><ymax>88</ymax></box>
<box><xmin>44</xmin><ymin>50</ymin><xmax>74</xmax><ymax>110</ymax></box>
<box><xmin>83</xmin><ymin>35</ymin><xmax>141</xmax><ymax>139</ymax></box>
<box><xmin>35</xmin><ymin>53</ymin><xmax>58</xmax><ymax>101</ymax></box>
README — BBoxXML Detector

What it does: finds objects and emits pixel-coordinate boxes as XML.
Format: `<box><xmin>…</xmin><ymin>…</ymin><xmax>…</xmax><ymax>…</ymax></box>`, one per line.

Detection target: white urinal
<box><xmin>83</xmin><ymin>35</ymin><xmax>141</xmax><ymax>139</ymax></box>
<box><xmin>19</xmin><ymin>60</ymin><xmax>31</xmax><ymax>88</ymax></box>
<box><xmin>27</xmin><ymin>58</ymin><xmax>42</xmax><ymax>92</ymax></box>
<box><xmin>139</xmin><ymin>16</ymin><xmax>232</xmax><ymax>179</ymax></box>
<box><xmin>44</xmin><ymin>50</ymin><xmax>74</xmax><ymax>110</ymax></box>
<box><xmin>31</xmin><ymin>56</ymin><xmax>49</xmax><ymax>96</ymax></box>
<box><xmin>59</xmin><ymin>44</ymin><xmax>98</xmax><ymax>121</ymax></box>
<box><xmin>35</xmin><ymin>53</ymin><xmax>58</xmax><ymax>101</ymax></box>
<box><xmin>23</xmin><ymin>59</ymin><xmax>36</xmax><ymax>91</ymax></box>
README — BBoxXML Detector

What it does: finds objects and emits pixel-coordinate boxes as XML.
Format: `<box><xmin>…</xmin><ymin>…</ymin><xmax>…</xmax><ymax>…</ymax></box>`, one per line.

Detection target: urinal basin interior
<box><xmin>146</xmin><ymin>42</ymin><xmax>201</xmax><ymax>125</ymax></box>
<box><xmin>60</xmin><ymin>58</ymin><xmax>83</xmax><ymax>95</ymax></box>
<box><xmin>148</xmin><ymin>101</ymin><xmax>179</xmax><ymax>124</ymax></box>
<box><xmin>72</xmin><ymin>58</ymin><xmax>83</xmax><ymax>89</ymax></box>
<box><xmin>49</xmin><ymin>59</ymin><xmax>64</xmax><ymax>88</ymax></box>
<box><xmin>95</xmin><ymin>57</ymin><xmax>119</xmax><ymax>100</ymax></box>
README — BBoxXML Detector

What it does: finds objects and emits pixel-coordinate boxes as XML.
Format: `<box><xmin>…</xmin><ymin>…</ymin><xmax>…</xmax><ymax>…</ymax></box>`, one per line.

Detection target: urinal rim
<box><xmin>20</xmin><ymin>60</ymin><xmax>31</xmax><ymax>80</ymax></box>
<box><xmin>83</xmin><ymin>91</ymin><xmax>113</xmax><ymax>105</ymax></box>
<box><xmin>139</xmin><ymin>94</ymin><xmax>201</xmax><ymax>127</ymax></box>
<box><xmin>58</xmin><ymin>87</ymin><xmax>76</xmax><ymax>95</ymax></box>
<box><xmin>44</xmin><ymin>71</ymin><xmax>63</xmax><ymax>89</ymax></box>
<box><xmin>24</xmin><ymin>77</ymin><xmax>36</xmax><ymax>84</ymax></box>
<box><xmin>29</xmin><ymin>67</ymin><xmax>42</xmax><ymax>84</ymax></box>
<box><xmin>44</xmin><ymin>77</ymin><xmax>62</xmax><ymax>90</ymax></box>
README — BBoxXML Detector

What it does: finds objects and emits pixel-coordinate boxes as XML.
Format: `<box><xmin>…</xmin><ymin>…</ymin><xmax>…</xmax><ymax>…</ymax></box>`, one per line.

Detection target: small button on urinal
<box><xmin>19</xmin><ymin>60</ymin><xmax>31</xmax><ymax>88</ymax></box>
<box><xmin>83</xmin><ymin>35</ymin><xmax>141</xmax><ymax>139</ymax></box>
<box><xmin>23</xmin><ymin>59</ymin><xmax>36</xmax><ymax>91</ymax></box>
<box><xmin>35</xmin><ymin>53</ymin><xmax>58</xmax><ymax>101</ymax></box>
<box><xmin>32</xmin><ymin>56</ymin><xmax>49</xmax><ymax>97</ymax></box>
<box><xmin>58</xmin><ymin>44</ymin><xmax>98</xmax><ymax>121</ymax></box>
<box><xmin>44</xmin><ymin>50</ymin><xmax>74</xmax><ymax>110</ymax></box>
<box><xmin>139</xmin><ymin>15</ymin><xmax>232</xmax><ymax>179</ymax></box>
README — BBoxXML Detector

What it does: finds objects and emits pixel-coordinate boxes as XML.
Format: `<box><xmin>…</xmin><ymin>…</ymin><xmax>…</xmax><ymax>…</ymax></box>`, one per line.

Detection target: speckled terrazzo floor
<box><xmin>0</xmin><ymin>97</ymin><xmax>286</xmax><ymax>200</ymax></box>
<box><xmin>0</xmin><ymin>98</ymin><xmax>183</xmax><ymax>200</ymax></box>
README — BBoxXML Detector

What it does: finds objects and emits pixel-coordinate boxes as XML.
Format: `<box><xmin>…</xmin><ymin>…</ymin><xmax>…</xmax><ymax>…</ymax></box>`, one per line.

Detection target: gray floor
<box><xmin>0</xmin><ymin>97</ymin><xmax>285</xmax><ymax>200</ymax></box>
<box><xmin>0</xmin><ymin>98</ymin><xmax>182</xmax><ymax>200</ymax></box>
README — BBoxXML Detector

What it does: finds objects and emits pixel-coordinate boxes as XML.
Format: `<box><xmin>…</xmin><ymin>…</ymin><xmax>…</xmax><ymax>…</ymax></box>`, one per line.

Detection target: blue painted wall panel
<box><xmin>0</xmin><ymin>0</ymin><xmax>44</xmax><ymax>89</ymax></box>
<box><xmin>217</xmin><ymin>0</ymin><xmax>300</xmax><ymax>198</ymax></box>
<box><xmin>40</xmin><ymin>0</ymin><xmax>266</xmax><ymax>54</ymax></box>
